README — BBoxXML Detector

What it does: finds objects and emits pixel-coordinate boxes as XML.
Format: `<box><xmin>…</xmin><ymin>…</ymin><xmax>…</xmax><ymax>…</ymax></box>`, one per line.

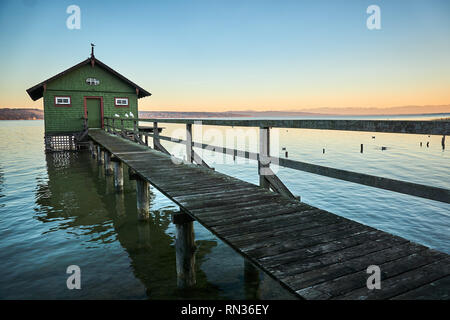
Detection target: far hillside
<box><xmin>0</xmin><ymin>108</ymin><xmax>44</xmax><ymax>120</ymax></box>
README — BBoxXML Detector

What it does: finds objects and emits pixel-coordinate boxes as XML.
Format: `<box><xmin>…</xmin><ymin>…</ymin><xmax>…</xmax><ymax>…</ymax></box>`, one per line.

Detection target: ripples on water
<box><xmin>0</xmin><ymin>118</ymin><xmax>448</xmax><ymax>299</ymax></box>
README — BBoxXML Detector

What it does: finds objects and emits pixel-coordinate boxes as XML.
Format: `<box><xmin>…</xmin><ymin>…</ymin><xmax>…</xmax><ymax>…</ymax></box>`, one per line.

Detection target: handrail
<box><xmin>105</xmin><ymin>116</ymin><xmax>450</xmax><ymax>135</ymax></box>
<box><xmin>102</xmin><ymin>116</ymin><xmax>450</xmax><ymax>203</ymax></box>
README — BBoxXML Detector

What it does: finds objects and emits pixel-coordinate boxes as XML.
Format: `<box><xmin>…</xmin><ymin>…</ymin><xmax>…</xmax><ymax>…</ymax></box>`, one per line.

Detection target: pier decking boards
<box><xmin>88</xmin><ymin>129</ymin><xmax>450</xmax><ymax>300</ymax></box>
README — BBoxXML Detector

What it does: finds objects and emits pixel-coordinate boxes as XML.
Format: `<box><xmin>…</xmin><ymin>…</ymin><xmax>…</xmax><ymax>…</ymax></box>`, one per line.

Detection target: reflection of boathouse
<box><xmin>34</xmin><ymin>152</ymin><xmax>227</xmax><ymax>299</ymax></box>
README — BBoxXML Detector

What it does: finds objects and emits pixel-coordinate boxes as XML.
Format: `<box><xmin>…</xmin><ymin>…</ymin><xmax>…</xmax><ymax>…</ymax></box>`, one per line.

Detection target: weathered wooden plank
<box><xmin>327</xmin><ymin>256</ymin><xmax>449</xmax><ymax>300</ymax></box>
<box><xmin>283</xmin><ymin>241</ymin><xmax>429</xmax><ymax>292</ymax></box>
<box><xmin>390</xmin><ymin>275</ymin><xmax>450</xmax><ymax>300</ymax></box>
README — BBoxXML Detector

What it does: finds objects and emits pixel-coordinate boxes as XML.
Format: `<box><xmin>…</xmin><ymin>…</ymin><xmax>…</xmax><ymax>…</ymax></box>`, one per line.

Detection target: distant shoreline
<box><xmin>1</xmin><ymin>107</ymin><xmax>449</xmax><ymax>120</ymax></box>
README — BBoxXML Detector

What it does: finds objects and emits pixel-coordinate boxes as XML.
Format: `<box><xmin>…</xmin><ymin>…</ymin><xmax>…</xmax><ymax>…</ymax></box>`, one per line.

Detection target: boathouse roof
<box><xmin>26</xmin><ymin>55</ymin><xmax>151</xmax><ymax>101</ymax></box>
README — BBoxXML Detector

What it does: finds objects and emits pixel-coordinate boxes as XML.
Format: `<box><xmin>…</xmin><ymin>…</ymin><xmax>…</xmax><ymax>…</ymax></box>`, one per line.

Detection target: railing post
<box><xmin>186</xmin><ymin>123</ymin><xmax>193</xmax><ymax>163</ymax></box>
<box><xmin>259</xmin><ymin>127</ymin><xmax>271</xmax><ymax>189</ymax></box>
<box><xmin>133</xmin><ymin>119</ymin><xmax>138</xmax><ymax>142</ymax></box>
<box><xmin>153</xmin><ymin>122</ymin><xmax>159</xmax><ymax>149</ymax></box>
<box><xmin>121</xmin><ymin>119</ymin><xmax>124</xmax><ymax>136</ymax></box>
<box><xmin>112</xmin><ymin>118</ymin><xmax>115</xmax><ymax>135</ymax></box>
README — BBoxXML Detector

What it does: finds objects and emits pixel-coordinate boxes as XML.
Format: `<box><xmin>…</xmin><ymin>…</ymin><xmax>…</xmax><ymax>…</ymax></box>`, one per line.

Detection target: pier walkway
<box><xmin>88</xmin><ymin>128</ymin><xmax>450</xmax><ymax>300</ymax></box>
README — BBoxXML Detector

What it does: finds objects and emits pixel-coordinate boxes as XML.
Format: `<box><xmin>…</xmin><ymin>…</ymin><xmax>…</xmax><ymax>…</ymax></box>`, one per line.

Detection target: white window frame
<box><xmin>86</xmin><ymin>78</ymin><xmax>100</xmax><ymax>86</ymax></box>
<box><xmin>115</xmin><ymin>98</ymin><xmax>129</xmax><ymax>107</ymax></box>
<box><xmin>55</xmin><ymin>96</ymin><xmax>71</xmax><ymax>105</ymax></box>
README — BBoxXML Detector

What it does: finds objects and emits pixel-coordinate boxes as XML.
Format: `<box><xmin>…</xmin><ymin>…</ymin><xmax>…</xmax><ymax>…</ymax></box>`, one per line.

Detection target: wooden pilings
<box><xmin>97</xmin><ymin>145</ymin><xmax>104</xmax><ymax>164</ymax></box>
<box><xmin>111</xmin><ymin>156</ymin><xmax>123</xmax><ymax>190</ymax></box>
<box><xmin>104</xmin><ymin>150</ymin><xmax>113</xmax><ymax>175</ymax></box>
<box><xmin>136</xmin><ymin>177</ymin><xmax>150</xmax><ymax>221</ymax></box>
<box><xmin>173</xmin><ymin>211</ymin><xmax>196</xmax><ymax>288</ymax></box>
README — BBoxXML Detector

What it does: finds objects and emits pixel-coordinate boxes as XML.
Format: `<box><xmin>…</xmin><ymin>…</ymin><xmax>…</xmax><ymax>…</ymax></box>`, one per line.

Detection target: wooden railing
<box><xmin>103</xmin><ymin>116</ymin><xmax>450</xmax><ymax>204</ymax></box>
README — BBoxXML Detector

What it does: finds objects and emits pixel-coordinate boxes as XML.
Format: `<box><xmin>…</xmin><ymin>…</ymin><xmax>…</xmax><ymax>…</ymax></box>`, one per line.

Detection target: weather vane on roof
<box><xmin>91</xmin><ymin>43</ymin><xmax>95</xmax><ymax>58</ymax></box>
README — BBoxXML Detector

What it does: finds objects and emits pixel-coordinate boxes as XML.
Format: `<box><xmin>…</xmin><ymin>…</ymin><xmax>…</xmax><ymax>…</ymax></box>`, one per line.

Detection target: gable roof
<box><xmin>26</xmin><ymin>56</ymin><xmax>151</xmax><ymax>101</ymax></box>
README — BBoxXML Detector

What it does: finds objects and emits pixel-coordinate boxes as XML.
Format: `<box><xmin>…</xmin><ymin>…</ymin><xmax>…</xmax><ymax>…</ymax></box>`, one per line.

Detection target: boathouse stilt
<box><xmin>136</xmin><ymin>177</ymin><xmax>150</xmax><ymax>220</ymax></box>
<box><xmin>173</xmin><ymin>211</ymin><xmax>196</xmax><ymax>288</ymax></box>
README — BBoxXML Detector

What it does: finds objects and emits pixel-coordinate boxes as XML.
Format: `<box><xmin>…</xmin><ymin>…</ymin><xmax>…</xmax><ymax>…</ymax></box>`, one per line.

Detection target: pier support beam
<box><xmin>111</xmin><ymin>157</ymin><xmax>124</xmax><ymax>190</ymax></box>
<box><xmin>173</xmin><ymin>211</ymin><xmax>196</xmax><ymax>288</ymax></box>
<box><xmin>89</xmin><ymin>141</ymin><xmax>96</xmax><ymax>159</ymax></box>
<box><xmin>104</xmin><ymin>150</ymin><xmax>113</xmax><ymax>175</ymax></box>
<box><xmin>136</xmin><ymin>177</ymin><xmax>150</xmax><ymax>221</ymax></box>
<box><xmin>97</xmin><ymin>146</ymin><xmax>104</xmax><ymax>164</ymax></box>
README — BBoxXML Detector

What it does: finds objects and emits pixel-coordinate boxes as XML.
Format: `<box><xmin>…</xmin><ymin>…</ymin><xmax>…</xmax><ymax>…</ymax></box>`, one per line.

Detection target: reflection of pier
<box><xmin>88</xmin><ymin>117</ymin><xmax>450</xmax><ymax>300</ymax></box>
<box><xmin>35</xmin><ymin>152</ymin><xmax>252</xmax><ymax>299</ymax></box>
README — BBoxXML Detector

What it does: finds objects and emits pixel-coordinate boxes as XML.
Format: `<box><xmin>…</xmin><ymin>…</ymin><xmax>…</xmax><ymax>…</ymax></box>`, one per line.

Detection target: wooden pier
<box><xmin>88</xmin><ymin>122</ymin><xmax>450</xmax><ymax>300</ymax></box>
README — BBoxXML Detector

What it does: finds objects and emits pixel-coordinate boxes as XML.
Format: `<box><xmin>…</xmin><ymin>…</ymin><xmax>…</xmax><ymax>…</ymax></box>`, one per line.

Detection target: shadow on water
<box><xmin>33</xmin><ymin>151</ymin><xmax>286</xmax><ymax>299</ymax></box>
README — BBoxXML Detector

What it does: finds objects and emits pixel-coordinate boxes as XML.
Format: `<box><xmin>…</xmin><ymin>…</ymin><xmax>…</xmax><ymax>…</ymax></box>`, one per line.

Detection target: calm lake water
<box><xmin>0</xmin><ymin>115</ymin><xmax>449</xmax><ymax>299</ymax></box>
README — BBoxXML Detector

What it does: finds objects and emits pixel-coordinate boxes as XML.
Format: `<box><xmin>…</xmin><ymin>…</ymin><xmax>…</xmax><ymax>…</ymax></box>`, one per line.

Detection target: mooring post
<box><xmin>136</xmin><ymin>177</ymin><xmax>150</xmax><ymax>220</ymax></box>
<box><xmin>360</xmin><ymin>144</ymin><xmax>364</xmax><ymax>153</ymax></box>
<box><xmin>173</xmin><ymin>211</ymin><xmax>196</xmax><ymax>288</ymax></box>
<box><xmin>186</xmin><ymin>123</ymin><xmax>193</xmax><ymax>163</ymax></box>
<box><xmin>112</xmin><ymin>158</ymin><xmax>124</xmax><ymax>190</ymax></box>
<box><xmin>104</xmin><ymin>150</ymin><xmax>113</xmax><ymax>175</ymax></box>
<box><xmin>258</xmin><ymin>127</ymin><xmax>271</xmax><ymax>189</ymax></box>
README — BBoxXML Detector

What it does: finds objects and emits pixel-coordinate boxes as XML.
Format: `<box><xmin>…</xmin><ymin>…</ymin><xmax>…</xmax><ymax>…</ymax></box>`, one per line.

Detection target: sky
<box><xmin>0</xmin><ymin>0</ymin><xmax>449</xmax><ymax>112</ymax></box>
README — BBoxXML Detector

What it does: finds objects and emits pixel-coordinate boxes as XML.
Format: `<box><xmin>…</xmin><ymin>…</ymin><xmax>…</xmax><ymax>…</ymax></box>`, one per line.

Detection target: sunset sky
<box><xmin>0</xmin><ymin>0</ymin><xmax>449</xmax><ymax>112</ymax></box>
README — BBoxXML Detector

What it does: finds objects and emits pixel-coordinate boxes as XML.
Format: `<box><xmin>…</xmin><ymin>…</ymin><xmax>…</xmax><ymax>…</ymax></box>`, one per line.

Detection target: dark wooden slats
<box><xmin>88</xmin><ymin>130</ymin><xmax>450</xmax><ymax>300</ymax></box>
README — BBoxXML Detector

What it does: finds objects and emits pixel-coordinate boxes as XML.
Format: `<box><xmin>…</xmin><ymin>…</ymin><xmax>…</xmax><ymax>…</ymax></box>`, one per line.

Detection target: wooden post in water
<box><xmin>97</xmin><ymin>146</ymin><xmax>104</xmax><ymax>164</ymax></box>
<box><xmin>104</xmin><ymin>150</ymin><xmax>113</xmax><ymax>175</ymax></box>
<box><xmin>186</xmin><ymin>123</ymin><xmax>193</xmax><ymax>163</ymax></box>
<box><xmin>360</xmin><ymin>144</ymin><xmax>364</xmax><ymax>153</ymax></box>
<box><xmin>89</xmin><ymin>141</ymin><xmax>96</xmax><ymax>158</ymax></box>
<box><xmin>258</xmin><ymin>127</ymin><xmax>270</xmax><ymax>189</ymax></box>
<box><xmin>173</xmin><ymin>211</ymin><xmax>196</xmax><ymax>288</ymax></box>
<box><xmin>136</xmin><ymin>177</ymin><xmax>150</xmax><ymax>220</ymax></box>
<box><xmin>112</xmin><ymin>157</ymin><xmax>124</xmax><ymax>190</ymax></box>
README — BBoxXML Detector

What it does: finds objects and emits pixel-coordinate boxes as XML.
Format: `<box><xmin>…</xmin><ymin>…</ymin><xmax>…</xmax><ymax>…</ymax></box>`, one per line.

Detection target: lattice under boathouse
<box><xmin>26</xmin><ymin>46</ymin><xmax>151</xmax><ymax>152</ymax></box>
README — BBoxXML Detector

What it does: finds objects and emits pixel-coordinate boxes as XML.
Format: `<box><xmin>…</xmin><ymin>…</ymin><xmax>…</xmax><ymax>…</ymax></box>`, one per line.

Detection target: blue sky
<box><xmin>0</xmin><ymin>0</ymin><xmax>449</xmax><ymax>111</ymax></box>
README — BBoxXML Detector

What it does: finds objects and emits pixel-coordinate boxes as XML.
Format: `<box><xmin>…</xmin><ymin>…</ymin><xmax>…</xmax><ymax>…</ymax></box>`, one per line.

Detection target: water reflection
<box><xmin>33</xmin><ymin>151</ymin><xmax>265</xmax><ymax>299</ymax></box>
<box><xmin>0</xmin><ymin>166</ymin><xmax>4</xmax><ymax>208</ymax></box>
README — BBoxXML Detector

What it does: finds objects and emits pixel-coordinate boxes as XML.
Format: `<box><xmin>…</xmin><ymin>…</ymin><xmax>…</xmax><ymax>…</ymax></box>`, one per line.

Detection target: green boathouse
<box><xmin>26</xmin><ymin>47</ymin><xmax>151</xmax><ymax>151</ymax></box>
